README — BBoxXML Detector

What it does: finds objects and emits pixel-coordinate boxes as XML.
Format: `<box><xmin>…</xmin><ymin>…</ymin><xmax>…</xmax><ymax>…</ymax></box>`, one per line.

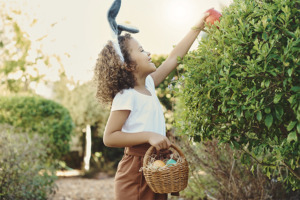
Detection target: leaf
<box><xmin>207</xmin><ymin>89</ymin><xmax>211</xmax><ymax>99</ymax></box>
<box><xmin>288</xmin><ymin>68</ymin><xmax>293</xmax><ymax>77</ymax></box>
<box><xmin>245</xmin><ymin>110</ymin><xmax>251</xmax><ymax>119</ymax></box>
<box><xmin>265</xmin><ymin>107</ymin><xmax>271</xmax><ymax>114</ymax></box>
<box><xmin>233</xmin><ymin>140</ymin><xmax>240</xmax><ymax>149</ymax></box>
<box><xmin>297</xmin><ymin>123</ymin><xmax>300</xmax><ymax>133</ymax></box>
<box><xmin>273</xmin><ymin>93</ymin><xmax>283</xmax><ymax>104</ymax></box>
<box><xmin>261</xmin><ymin>80</ymin><xmax>265</xmax><ymax>88</ymax></box>
<box><xmin>257</xmin><ymin>111</ymin><xmax>262</xmax><ymax>121</ymax></box>
<box><xmin>287</xmin><ymin>131</ymin><xmax>297</xmax><ymax>143</ymax></box>
<box><xmin>288</xmin><ymin>95</ymin><xmax>295</xmax><ymax>104</ymax></box>
<box><xmin>262</xmin><ymin>32</ymin><xmax>268</xmax><ymax>41</ymax></box>
<box><xmin>266</xmin><ymin>167</ymin><xmax>271</xmax><ymax>178</ymax></box>
<box><xmin>275</xmin><ymin>105</ymin><xmax>284</xmax><ymax>120</ymax></box>
<box><xmin>250</xmin><ymin>165</ymin><xmax>255</xmax><ymax>174</ymax></box>
<box><xmin>287</xmin><ymin>121</ymin><xmax>297</xmax><ymax>131</ymax></box>
<box><xmin>236</xmin><ymin>107</ymin><xmax>241</xmax><ymax>119</ymax></box>
<box><xmin>265</xmin><ymin>79</ymin><xmax>270</xmax><ymax>88</ymax></box>
<box><xmin>283</xmin><ymin>62</ymin><xmax>290</xmax><ymax>67</ymax></box>
<box><xmin>265</xmin><ymin>114</ymin><xmax>273</xmax><ymax>129</ymax></box>
<box><xmin>291</xmin><ymin>86</ymin><xmax>300</xmax><ymax>93</ymax></box>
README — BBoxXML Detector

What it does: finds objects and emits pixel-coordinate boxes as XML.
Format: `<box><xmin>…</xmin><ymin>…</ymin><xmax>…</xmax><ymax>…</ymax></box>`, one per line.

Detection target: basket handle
<box><xmin>143</xmin><ymin>143</ymin><xmax>185</xmax><ymax>167</ymax></box>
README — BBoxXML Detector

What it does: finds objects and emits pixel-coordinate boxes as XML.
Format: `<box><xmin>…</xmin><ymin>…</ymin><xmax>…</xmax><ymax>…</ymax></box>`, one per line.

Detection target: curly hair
<box><xmin>94</xmin><ymin>34</ymin><xmax>136</xmax><ymax>105</ymax></box>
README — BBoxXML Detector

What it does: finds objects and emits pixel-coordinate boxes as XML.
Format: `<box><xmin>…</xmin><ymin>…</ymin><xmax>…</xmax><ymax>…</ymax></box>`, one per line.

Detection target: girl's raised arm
<box><xmin>150</xmin><ymin>12</ymin><xmax>210</xmax><ymax>87</ymax></box>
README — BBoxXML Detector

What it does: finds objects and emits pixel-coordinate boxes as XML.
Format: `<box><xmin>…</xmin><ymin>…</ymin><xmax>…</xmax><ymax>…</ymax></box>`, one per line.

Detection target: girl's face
<box><xmin>127</xmin><ymin>38</ymin><xmax>156</xmax><ymax>77</ymax></box>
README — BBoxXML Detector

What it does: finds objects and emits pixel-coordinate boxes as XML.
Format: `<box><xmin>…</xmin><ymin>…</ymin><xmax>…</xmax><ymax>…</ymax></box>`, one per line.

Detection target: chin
<box><xmin>150</xmin><ymin>63</ymin><xmax>157</xmax><ymax>71</ymax></box>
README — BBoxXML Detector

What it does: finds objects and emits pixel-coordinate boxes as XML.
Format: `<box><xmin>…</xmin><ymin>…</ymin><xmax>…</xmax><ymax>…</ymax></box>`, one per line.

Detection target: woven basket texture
<box><xmin>143</xmin><ymin>144</ymin><xmax>189</xmax><ymax>194</ymax></box>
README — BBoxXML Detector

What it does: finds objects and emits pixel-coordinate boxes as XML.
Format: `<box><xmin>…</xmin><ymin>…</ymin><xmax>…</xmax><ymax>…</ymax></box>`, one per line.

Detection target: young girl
<box><xmin>94</xmin><ymin>9</ymin><xmax>210</xmax><ymax>200</ymax></box>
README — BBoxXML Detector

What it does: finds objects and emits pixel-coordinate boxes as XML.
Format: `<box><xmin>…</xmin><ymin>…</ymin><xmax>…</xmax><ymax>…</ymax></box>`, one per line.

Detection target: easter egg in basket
<box><xmin>153</xmin><ymin>160</ymin><xmax>166</xmax><ymax>168</ymax></box>
<box><xmin>166</xmin><ymin>159</ymin><xmax>177</xmax><ymax>167</ymax></box>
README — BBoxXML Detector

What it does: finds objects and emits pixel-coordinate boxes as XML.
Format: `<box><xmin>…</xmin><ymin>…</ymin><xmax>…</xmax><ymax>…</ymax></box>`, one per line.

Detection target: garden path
<box><xmin>51</xmin><ymin>174</ymin><xmax>115</xmax><ymax>200</ymax></box>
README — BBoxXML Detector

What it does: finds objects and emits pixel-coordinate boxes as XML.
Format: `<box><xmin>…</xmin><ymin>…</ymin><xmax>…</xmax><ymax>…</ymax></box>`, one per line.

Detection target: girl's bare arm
<box><xmin>151</xmin><ymin>12</ymin><xmax>210</xmax><ymax>87</ymax></box>
<box><xmin>103</xmin><ymin>110</ymin><xmax>171</xmax><ymax>151</ymax></box>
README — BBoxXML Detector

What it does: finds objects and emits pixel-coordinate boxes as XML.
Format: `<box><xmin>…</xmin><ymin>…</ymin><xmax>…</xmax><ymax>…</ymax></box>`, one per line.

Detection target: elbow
<box><xmin>103</xmin><ymin>135</ymin><xmax>112</xmax><ymax>147</ymax></box>
<box><xmin>103</xmin><ymin>132</ymin><xmax>116</xmax><ymax>147</ymax></box>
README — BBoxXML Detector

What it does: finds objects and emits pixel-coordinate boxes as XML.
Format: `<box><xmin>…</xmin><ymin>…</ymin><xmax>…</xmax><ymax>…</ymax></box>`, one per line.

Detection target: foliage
<box><xmin>0</xmin><ymin>124</ymin><xmax>57</xmax><ymax>200</ymax></box>
<box><xmin>53</xmin><ymin>72</ymin><xmax>112</xmax><ymax>171</ymax></box>
<box><xmin>0</xmin><ymin>2</ymin><xmax>50</xmax><ymax>94</ymax></box>
<box><xmin>89</xmin><ymin>134</ymin><xmax>124</xmax><ymax>175</ymax></box>
<box><xmin>176</xmin><ymin>137</ymin><xmax>299</xmax><ymax>200</ymax></box>
<box><xmin>151</xmin><ymin>54</ymin><xmax>184</xmax><ymax>131</ymax></box>
<box><xmin>176</xmin><ymin>0</ymin><xmax>300</xmax><ymax>190</ymax></box>
<box><xmin>0</xmin><ymin>95</ymin><xmax>74</xmax><ymax>159</ymax></box>
<box><xmin>53</xmin><ymin>72</ymin><xmax>109</xmax><ymax>136</ymax></box>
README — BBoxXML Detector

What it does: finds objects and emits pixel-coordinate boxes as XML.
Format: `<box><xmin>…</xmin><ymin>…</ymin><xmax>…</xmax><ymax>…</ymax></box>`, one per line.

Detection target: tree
<box><xmin>0</xmin><ymin>1</ymin><xmax>57</xmax><ymax>95</ymax></box>
<box><xmin>177</xmin><ymin>0</ymin><xmax>299</xmax><ymax>190</ymax></box>
<box><xmin>53</xmin><ymin>72</ymin><xmax>109</xmax><ymax>171</ymax></box>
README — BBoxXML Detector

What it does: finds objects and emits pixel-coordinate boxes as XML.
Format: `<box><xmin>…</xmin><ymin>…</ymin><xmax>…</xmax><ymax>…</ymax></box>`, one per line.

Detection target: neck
<box><xmin>133</xmin><ymin>73</ymin><xmax>148</xmax><ymax>89</ymax></box>
<box><xmin>134</xmin><ymin>77</ymin><xmax>146</xmax><ymax>89</ymax></box>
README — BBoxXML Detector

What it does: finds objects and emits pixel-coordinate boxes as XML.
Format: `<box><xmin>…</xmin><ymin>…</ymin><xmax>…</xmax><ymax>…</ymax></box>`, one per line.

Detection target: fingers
<box><xmin>148</xmin><ymin>133</ymin><xmax>172</xmax><ymax>152</ymax></box>
<box><xmin>166</xmin><ymin>138</ymin><xmax>171</xmax><ymax>148</ymax></box>
<box><xmin>155</xmin><ymin>137</ymin><xmax>171</xmax><ymax>152</ymax></box>
<box><xmin>202</xmin><ymin>12</ymin><xmax>210</xmax><ymax>21</ymax></box>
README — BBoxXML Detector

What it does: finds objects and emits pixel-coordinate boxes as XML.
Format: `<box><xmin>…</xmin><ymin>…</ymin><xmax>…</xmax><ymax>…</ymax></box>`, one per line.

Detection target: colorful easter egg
<box><xmin>166</xmin><ymin>159</ymin><xmax>177</xmax><ymax>166</ymax></box>
<box><xmin>153</xmin><ymin>160</ymin><xmax>166</xmax><ymax>167</ymax></box>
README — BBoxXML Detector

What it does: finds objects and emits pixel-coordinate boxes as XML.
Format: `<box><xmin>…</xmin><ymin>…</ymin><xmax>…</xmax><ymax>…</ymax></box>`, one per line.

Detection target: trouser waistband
<box><xmin>124</xmin><ymin>143</ymin><xmax>151</xmax><ymax>157</ymax></box>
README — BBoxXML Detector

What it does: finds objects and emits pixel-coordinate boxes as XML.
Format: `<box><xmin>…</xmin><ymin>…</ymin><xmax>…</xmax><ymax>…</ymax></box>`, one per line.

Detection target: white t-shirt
<box><xmin>111</xmin><ymin>75</ymin><xmax>166</xmax><ymax>136</ymax></box>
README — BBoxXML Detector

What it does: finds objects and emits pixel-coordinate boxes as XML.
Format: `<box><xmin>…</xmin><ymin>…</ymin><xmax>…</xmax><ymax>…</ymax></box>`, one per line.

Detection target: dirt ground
<box><xmin>51</xmin><ymin>176</ymin><xmax>115</xmax><ymax>200</ymax></box>
<box><xmin>50</xmin><ymin>171</ymin><xmax>184</xmax><ymax>200</ymax></box>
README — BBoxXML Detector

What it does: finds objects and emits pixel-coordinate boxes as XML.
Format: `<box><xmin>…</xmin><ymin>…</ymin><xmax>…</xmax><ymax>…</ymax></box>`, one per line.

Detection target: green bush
<box><xmin>0</xmin><ymin>95</ymin><xmax>74</xmax><ymax>159</ymax></box>
<box><xmin>177</xmin><ymin>0</ymin><xmax>299</xmax><ymax>190</ymax></box>
<box><xmin>0</xmin><ymin>124</ymin><xmax>57</xmax><ymax>200</ymax></box>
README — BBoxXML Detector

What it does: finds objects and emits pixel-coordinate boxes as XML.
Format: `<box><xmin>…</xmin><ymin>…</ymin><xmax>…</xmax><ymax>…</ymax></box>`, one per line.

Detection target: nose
<box><xmin>147</xmin><ymin>51</ymin><xmax>151</xmax><ymax>56</ymax></box>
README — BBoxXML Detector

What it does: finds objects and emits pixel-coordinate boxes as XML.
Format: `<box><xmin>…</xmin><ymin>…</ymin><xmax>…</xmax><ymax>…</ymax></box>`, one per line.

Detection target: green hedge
<box><xmin>0</xmin><ymin>96</ymin><xmax>74</xmax><ymax>159</ymax></box>
<box><xmin>177</xmin><ymin>0</ymin><xmax>299</xmax><ymax>190</ymax></box>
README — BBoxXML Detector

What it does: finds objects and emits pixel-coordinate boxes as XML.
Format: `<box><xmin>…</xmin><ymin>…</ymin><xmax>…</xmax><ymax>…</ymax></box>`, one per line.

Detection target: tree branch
<box><xmin>282</xmin><ymin>161</ymin><xmax>300</xmax><ymax>180</ymax></box>
<box><xmin>241</xmin><ymin>148</ymin><xmax>283</xmax><ymax>167</ymax></box>
<box><xmin>242</xmin><ymin>148</ymin><xmax>300</xmax><ymax>180</ymax></box>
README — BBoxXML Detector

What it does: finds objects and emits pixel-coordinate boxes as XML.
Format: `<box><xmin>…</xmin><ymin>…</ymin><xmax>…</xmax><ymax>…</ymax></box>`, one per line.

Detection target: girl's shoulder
<box><xmin>115</xmin><ymin>88</ymin><xmax>135</xmax><ymax>98</ymax></box>
<box><xmin>111</xmin><ymin>88</ymin><xmax>135</xmax><ymax>111</ymax></box>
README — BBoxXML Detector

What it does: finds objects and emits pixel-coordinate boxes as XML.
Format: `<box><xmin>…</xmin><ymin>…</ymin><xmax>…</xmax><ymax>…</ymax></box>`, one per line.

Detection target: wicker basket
<box><xmin>142</xmin><ymin>144</ymin><xmax>189</xmax><ymax>194</ymax></box>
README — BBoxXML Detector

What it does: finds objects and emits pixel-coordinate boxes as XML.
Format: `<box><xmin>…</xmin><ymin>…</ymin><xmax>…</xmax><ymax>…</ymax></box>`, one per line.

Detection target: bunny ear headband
<box><xmin>107</xmin><ymin>0</ymin><xmax>139</xmax><ymax>62</ymax></box>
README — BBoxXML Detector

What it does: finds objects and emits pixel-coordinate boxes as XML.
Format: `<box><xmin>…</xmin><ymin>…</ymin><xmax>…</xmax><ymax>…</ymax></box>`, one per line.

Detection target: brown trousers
<box><xmin>114</xmin><ymin>144</ymin><xmax>168</xmax><ymax>200</ymax></box>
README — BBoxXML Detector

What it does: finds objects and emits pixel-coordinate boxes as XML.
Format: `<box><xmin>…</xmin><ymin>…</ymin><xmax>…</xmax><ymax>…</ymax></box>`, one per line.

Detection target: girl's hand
<box><xmin>193</xmin><ymin>10</ymin><xmax>211</xmax><ymax>31</ymax></box>
<box><xmin>147</xmin><ymin>133</ymin><xmax>171</xmax><ymax>152</ymax></box>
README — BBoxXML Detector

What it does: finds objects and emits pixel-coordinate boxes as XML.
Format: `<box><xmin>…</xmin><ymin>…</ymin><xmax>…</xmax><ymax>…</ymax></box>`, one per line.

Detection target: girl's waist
<box><xmin>124</xmin><ymin>143</ymin><xmax>151</xmax><ymax>157</ymax></box>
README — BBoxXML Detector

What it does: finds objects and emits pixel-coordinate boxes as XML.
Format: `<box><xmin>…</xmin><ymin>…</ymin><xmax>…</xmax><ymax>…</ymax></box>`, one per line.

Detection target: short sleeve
<box><xmin>111</xmin><ymin>89</ymin><xmax>134</xmax><ymax>111</ymax></box>
<box><xmin>146</xmin><ymin>75</ymin><xmax>155</xmax><ymax>91</ymax></box>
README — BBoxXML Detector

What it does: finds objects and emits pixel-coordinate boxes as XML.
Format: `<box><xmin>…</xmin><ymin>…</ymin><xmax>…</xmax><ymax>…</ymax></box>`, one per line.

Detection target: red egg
<box><xmin>205</xmin><ymin>8</ymin><xmax>222</xmax><ymax>27</ymax></box>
